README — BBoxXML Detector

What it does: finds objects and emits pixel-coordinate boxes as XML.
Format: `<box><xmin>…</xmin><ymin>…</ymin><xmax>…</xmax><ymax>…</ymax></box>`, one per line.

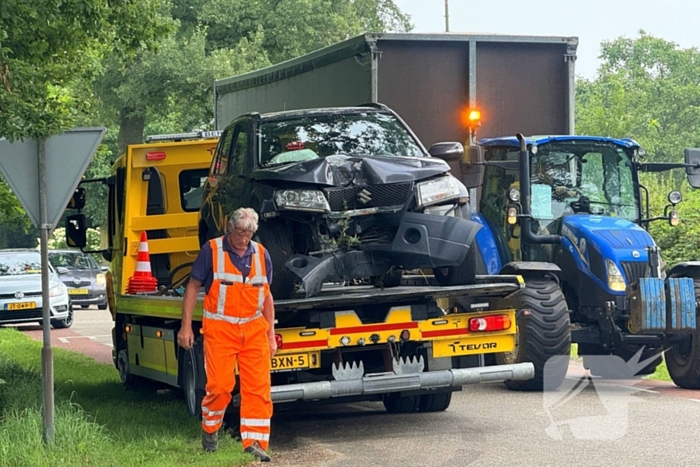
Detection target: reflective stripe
<box><xmin>138</xmin><ymin>241</ymin><xmax>149</xmax><ymax>252</ymax></box>
<box><xmin>135</xmin><ymin>262</ymin><xmax>151</xmax><ymax>272</ymax></box>
<box><xmin>218</xmin><ymin>278</ymin><xmax>227</xmax><ymax>315</ymax></box>
<box><xmin>241</xmin><ymin>432</ymin><xmax>270</xmax><ymax>441</ymax></box>
<box><xmin>214</xmin><ymin>237</ymin><xmax>225</xmax><ymax>278</ymax></box>
<box><xmin>240</xmin><ymin>418</ymin><xmax>270</xmax><ymax>427</ymax></box>
<box><xmin>213</xmin><ymin>272</ymin><xmax>243</xmax><ymax>282</ymax></box>
<box><xmin>203</xmin><ymin>310</ymin><xmax>262</xmax><ymax>324</ymax></box>
<box><xmin>203</xmin><ymin>418</ymin><xmax>222</xmax><ymax>427</ymax></box>
<box><xmin>248</xmin><ymin>242</ymin><xmax>268</xmax><ymax>285</ymax></box>
<box><xmin>202</xmin><ymin>407</ymin><xmax>226</xmax><ymax>417</ymax></box>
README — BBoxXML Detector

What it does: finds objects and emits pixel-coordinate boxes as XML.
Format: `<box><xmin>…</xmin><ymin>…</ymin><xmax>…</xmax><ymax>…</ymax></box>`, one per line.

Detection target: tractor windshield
<box><xmin>529</xmin><ymin>142</ymin><xmax>638</xmax><ymax>223</ymax></box>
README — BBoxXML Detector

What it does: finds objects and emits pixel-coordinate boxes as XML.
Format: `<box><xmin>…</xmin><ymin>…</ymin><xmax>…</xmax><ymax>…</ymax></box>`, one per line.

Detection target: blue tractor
<box><xmin>463</xmin><ymin>133</ymin><xmax>700</xmax><ymax>390</ymax></box>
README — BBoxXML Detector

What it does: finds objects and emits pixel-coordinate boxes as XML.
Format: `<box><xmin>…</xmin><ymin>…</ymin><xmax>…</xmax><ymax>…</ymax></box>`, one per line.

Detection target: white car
<box><xmin>0</xmin><ymin>249</ymin><xmax>73</xmax><ymax>328</ymax></box>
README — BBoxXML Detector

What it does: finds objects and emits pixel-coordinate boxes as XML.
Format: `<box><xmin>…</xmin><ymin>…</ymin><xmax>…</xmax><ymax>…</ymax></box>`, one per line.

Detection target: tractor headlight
<box><xmin>274</xmin><ymin>189</ymin><xmax>330</xmax><ymax>213</ymax></box>
<box><xmin>606</xmin><ymin>259</ymin><xmax>626</xmax><ymax>292</ymax></box>
<box><xmin>416</xmin><ymin>176</ymin><xmax>460</xmax><ymax>208</ymax></box>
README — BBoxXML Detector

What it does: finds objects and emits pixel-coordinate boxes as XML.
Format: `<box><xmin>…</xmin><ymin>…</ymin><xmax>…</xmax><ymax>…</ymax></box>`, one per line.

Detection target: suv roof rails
<box><xmin>145</xmin><ymin>130</ymin><xmax>222</xmax><ymax>143</ymax></box>
<box><xmin>357</xmin><ymin>102</ymin><xmax>389</xmax><ymax>111</ymax></box>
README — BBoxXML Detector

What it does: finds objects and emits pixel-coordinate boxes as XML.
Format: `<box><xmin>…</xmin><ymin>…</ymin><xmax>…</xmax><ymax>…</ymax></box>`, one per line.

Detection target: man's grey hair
<box><xmin>229</xmin><ymin>207</ymin><xmax>259</xmax><ymax>232</ymax></box>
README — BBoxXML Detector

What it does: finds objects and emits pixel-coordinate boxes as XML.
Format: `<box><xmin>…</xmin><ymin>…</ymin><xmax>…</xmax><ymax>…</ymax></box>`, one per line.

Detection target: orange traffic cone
<box><xmin>127</xmin><ymin>231</ymin><xmax>158</xmax><ymax>294</ymax></box>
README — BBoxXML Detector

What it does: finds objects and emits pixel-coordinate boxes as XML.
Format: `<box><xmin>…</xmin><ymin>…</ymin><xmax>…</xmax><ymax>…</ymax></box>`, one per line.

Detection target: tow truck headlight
<box><xmin>416</xmin><ymin>176</ymin><xmax>460</xmax><ymax>208</ymax></box>
<box><xmin>274</xmin><ymin>189</ymin><xmax>330</xmax><ymax>213</ymax></box>
<box><xmin>49</xmin><ymin>284</ymin><xmax>64</xmax><ymax>297</ymax></box>
<box><xmin>606</xmin><ymin>259</ymin><xmax>626</xmax><ymax>292</ymax></box>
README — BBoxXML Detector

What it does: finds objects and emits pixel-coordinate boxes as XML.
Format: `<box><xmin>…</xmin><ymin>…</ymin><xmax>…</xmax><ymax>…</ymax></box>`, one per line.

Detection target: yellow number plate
<box><xmin>271</xmin><ymin>352</ymin><xmax>320</xmax><ymax>372</ymax></box>
<box><xmin>68</xmin><ymin>288</ymin><xmax>88</xmax><ymax>295</ymax></box>
<box><xmin>432</xmin><ymin>334</ymin><xmax>515</xmax><ymax>357</ymax></box>
<box><xmin>6</xmin><ymin>302</ymin><xmax>37</xmax><ymax>311</ymax></box>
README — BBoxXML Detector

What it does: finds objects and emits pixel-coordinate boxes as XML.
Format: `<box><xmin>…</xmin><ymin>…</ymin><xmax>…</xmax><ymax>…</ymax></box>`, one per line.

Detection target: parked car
<box><xmin>47</xmin><ymin>249</ymin><xmax>108</xmax><ymax>309</ymax></box>
<box><xmin>0</xmin><ymin>249</ymin><xmax>73</xmax><ymax>328</ymax></box>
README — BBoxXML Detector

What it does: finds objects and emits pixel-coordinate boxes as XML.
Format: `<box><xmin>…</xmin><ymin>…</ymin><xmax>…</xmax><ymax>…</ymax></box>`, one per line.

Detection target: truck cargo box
<box><xmin>214</xmin><ymin>32</ymin><xmax>578</xmax><ymax>147</ymax></box>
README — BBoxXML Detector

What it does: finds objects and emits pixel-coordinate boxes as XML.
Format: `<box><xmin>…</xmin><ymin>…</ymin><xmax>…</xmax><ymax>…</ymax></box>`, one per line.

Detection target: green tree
<box><xmin>576</xmin><ymin>31</ymin><xmax>700</xmax><ymax>265</ymax></box>
<box><xmin>0</xmin><ymin>0</ymin><xmax>170</xmax><ymax>238</ymax></box>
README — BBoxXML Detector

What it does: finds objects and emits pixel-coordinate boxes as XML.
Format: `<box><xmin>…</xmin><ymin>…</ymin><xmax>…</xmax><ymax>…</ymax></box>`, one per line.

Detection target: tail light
<box><xmin>146</xmin><ymin>151</ymin><xmax>166</xmax><ymax>161</ymax></box>
<box><xmin>469</xmin><ymin>315</ymin><xmax>511</xmax><ymax>332</ymax></box>
<box><xmin>275</xmin><ymin>334</ymin><xmax>283</xmax><ymax>349</ymax></box>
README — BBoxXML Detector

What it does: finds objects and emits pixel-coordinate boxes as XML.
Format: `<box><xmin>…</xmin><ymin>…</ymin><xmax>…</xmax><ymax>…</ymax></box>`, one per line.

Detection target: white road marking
<box><xmin>57</xmin><ymin>335</ymin><xmax>108</xmax><ymax>343</ymax></box>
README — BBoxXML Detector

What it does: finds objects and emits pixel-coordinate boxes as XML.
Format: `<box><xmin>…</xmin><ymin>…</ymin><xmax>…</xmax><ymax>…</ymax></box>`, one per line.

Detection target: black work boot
<box><xmin>202</xmin><ymin>428</ymin><xmax>218</xmax><ymax>452</ymax></box>
<box><xmin>244</xmin><ymin>441</ymin><xmax>271</xmax><ymax>462</ymax></box>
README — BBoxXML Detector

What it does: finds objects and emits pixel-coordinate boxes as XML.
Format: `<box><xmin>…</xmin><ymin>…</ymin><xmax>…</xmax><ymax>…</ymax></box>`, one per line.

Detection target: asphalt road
<box><xmin>12</xmin><ymin>309</ymin><xmax>700</xmax><ymax>466</ymax></box>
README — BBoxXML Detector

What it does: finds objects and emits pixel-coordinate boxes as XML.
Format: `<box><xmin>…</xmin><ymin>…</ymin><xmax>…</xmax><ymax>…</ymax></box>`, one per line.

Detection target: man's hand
<box><xmin>178</xmin><ymin>326</ymin><xmax>194</xmax><ymax>350</ymax></box>
<box><xmin>268</xmin><ymin>333</ymin><xmax>277</xmax><ymax>357</ymax></box>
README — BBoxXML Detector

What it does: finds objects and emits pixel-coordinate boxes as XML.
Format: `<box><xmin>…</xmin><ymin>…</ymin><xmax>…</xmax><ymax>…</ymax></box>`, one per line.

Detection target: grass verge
<box><xmin>0</xmin><ymin>328</ymin><xmax>252</xmax><ymax>467</ymax></box>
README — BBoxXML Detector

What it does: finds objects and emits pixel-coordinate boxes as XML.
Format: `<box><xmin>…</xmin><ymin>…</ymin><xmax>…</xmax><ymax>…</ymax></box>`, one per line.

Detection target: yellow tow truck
<box><xmin>64</xmin><ymin>131</ymin><xmax>534</xmax><ymax>416</ymax></box>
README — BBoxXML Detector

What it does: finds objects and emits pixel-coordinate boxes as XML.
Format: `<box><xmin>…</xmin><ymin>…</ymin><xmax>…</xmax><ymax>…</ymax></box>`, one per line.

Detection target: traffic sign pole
<box><xmin>38</xmin><ymin>138</ymin><xmax>55</xmax><ymax>444</ymax></box>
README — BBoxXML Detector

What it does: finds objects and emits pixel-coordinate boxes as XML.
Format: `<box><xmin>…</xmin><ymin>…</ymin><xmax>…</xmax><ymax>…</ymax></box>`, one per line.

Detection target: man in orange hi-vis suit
<box><xmin>178</xmin><ymin>207</ymin><xmax>276</xmax><ymax>462</ymax></box>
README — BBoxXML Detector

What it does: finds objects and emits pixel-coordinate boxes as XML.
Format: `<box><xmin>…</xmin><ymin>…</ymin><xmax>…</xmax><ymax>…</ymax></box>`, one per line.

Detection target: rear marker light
<box><xmin>275</xmin><ymin>334</ymin><xmax>283</xmax><ymax>349</ymax></box>
<box><xmin>125</xmin><ymin>325</ymin><xmax>132</xmax><ymax>333</ymax></box>
<box><xmin>469</xmin><ymin>315</ymin><xmax>511</xmax><ymax>332</ymax></box>
<box><xmin>300</xmin><ymin>331</ymin><xmax>316</xmax><ymax>336</ymax></box>
<box><xmin>340</xmin><ymin>336</ymin><xmax>351</xmax><ymax>346</ymax></box>
<box><xmin>146</xmin><ymin>151</ymin><xmax>166</xmax><ymax>161</ymax></box>
<box><xmin>156</xmin><ymin>330</ymin><xmax>162</xmax><ymax>338</ymax></box>
<box><xmin>432</xmin><ymin>319</ymin><xmax>448</xmax><ymax>326</ymax></box>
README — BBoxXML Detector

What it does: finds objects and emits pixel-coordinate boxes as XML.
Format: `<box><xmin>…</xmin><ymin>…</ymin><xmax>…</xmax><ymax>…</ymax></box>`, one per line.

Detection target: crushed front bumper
<box><xmin>285</xmin><ymin>212</ymin><xmax>481</xmax><ymax>297</ymax></box>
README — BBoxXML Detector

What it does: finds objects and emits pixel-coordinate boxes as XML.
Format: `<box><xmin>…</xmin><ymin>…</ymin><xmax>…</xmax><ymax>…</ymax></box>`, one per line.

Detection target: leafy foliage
<box><xmin>576</xmin><ymin>31</ymin><xmax>700</xmax><ymax>266</ymax></box>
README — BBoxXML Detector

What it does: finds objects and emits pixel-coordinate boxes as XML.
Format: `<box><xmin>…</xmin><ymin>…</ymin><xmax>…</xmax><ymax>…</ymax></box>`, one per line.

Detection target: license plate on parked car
<box><xmin>68</xmin><ymin>288</ymin><xmax>88</xmax><ymax>295</ymax></box>
<box><xmin>5</xmin><ymin>302</ymin><xmax>37</xmax><ymax>311</ymax></box>
<box><xmin>270</xmin><ymin>352</ymin><xmax>320</xmax><ymax>372</ymax></box>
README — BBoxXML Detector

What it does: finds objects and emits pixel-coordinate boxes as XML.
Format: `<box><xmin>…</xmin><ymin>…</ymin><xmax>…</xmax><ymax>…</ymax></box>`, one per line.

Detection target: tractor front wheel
<box><xmin>495</xmin><ymin>278</ymin><xmax>571</xmax><ymax>391</ymax></box>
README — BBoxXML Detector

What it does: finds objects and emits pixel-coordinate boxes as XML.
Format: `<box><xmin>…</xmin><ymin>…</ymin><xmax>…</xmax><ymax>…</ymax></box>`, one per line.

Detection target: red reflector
<box><xmin>146</xmin><ymin>151</ymin><xmax>166</xmax><ymax>160</ymax></box>
<box><xmin>469</xmin><ymin>315</ymin><xmax>511</xmax><ymax>332</ymax></box>
<box><xmin>275</xmin><ymin>334</ymin><xmax>283</xmax><ymax>348</ymax></box>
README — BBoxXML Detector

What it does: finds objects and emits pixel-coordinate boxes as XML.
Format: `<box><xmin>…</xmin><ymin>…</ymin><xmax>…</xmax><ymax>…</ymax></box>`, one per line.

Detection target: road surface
<box><xmin>11</xmin><ymin>308</ymin><xmax>700</xmax><ymax>466</ymax></box>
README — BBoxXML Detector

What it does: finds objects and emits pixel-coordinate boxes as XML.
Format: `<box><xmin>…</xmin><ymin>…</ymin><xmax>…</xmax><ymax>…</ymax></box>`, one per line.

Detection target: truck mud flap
<box><xmin>270</xmin><ymin>362</ymin><xmax>534</xmax><ymax>404</ymax></box>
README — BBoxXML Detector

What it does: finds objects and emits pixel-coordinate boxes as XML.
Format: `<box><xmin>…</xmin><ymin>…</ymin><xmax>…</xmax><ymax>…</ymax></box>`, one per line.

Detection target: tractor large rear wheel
<box><xmin>665</xmin><ymin>279</ymin><xmax>700</xmax><ymax>388</ymax></box>
<box><xmin>495</xmin><ymin>279</ymin><xmax>571</xmax><ymax>391</ymax></box>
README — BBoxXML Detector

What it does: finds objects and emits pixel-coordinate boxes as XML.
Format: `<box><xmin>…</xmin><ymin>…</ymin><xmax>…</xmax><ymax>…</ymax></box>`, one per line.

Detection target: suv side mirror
<box><xmin>428</xmin><ymin>142</ymin><xmax>464</xmax><ymax>162</ymax></box>
<box><xmin>67</xmin><ymin>187</ymin><xmax>86</xmax><ymax>210</ymax></box>
<box><xmin>66</xmin><ymin>214</ymin><xmax>87</xmax><ymax>248</ymax></box>
<box><xmin>685</xmin><ymin>148</ymin><xmax>700</xmax><ymax>188</ymax></box>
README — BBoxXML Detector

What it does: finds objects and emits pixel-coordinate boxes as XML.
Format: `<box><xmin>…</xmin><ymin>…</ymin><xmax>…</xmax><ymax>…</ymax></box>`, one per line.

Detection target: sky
<box><xmin>394</xmin><ymin>0</ymin><xmax>700</xmax><ymax>80</ymax></box>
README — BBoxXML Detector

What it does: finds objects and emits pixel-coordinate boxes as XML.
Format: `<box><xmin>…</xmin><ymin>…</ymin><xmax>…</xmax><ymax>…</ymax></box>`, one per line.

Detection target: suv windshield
<box><xmin>258</xmin><ymin>111</ymin><xmax>424</xmax><ymax>166</ymax></box>
<box><xmin>48</xmin><ymin>252</ymin><xmax>96</xmax><ymax>270</ymax></box>
<box><xmin>0</xmin><ymin>252</ymin><xmax>42</xmax><ymax>276</ymax></box>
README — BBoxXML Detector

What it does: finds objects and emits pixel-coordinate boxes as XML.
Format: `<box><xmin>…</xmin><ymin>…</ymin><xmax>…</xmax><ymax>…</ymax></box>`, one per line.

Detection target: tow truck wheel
<box><xmin>418</xmin><ymin>391</ymin><xmax>452</xmax><ymax>412</ymax></box>
<box><xmin>665</xmin><ymin>279</ymin><xmax>700</xmax><ymax>389</ymax></box>
<box><xmin>117</xmin><ymin>348</ymin><xmax>137</xmax><ymax>388</ymax></box>
<box><xmin>496</xmin><ymin>279</ymin><xmax>571</xmax><ymax>391</ymax></box>
<box><xmin>183</xmin><ymin>348</ymin><xmax>204</xmax><ymax>417</ymax></box>
<box><xmin>382</xmin><ymin>392</ymin><xmax>419</xmax><ymax>413</ymax></box>
<box><xmin>255</xmin><ymin>221</ymin><xmax>298</xmax><ymax>300</ymax></box>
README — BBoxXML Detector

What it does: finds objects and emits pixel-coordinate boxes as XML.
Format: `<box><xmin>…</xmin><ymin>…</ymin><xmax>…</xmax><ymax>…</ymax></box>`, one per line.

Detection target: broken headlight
<box><xmin>416</xmin><ymin>176</ymin><xmax>460</xmax><ymax>208</ymax></box>
<box><xmin>274</xmin><ymin>189</ymin><xmax>330</xmax><ymax>213</ymax></box>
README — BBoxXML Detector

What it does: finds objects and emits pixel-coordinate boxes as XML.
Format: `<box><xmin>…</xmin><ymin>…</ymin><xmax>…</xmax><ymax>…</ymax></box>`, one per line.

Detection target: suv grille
<box><xmin>0</xmin><ymin>291</ymin><xmax>42</xmax><ymax>299</ymax></box>
<box><xmin>621</xmin><ymin>261</ymin><xmax>650</xmax><ymax>286</ymax></box>
<box><xmin>325</xmin><ymin>182</ymin><xmax>413</xmax><ymax>211</ymax></box>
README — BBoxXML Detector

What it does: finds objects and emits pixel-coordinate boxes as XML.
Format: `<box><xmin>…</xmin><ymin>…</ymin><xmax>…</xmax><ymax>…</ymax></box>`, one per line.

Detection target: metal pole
<box><xmin>445</xmin><ymin>0</ymin><xmax>450</xmax><ymax>32</ymax></box>
<box><xmin>38</xmin><ymin>138</ymin><xmax>55</xmax><ymax>444</ymax></box>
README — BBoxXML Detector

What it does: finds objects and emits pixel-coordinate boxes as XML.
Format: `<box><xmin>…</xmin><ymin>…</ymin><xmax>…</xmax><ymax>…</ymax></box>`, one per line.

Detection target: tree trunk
<box><xmin>117</xmin><ymin>108</ymin><xmax>145</xmax><ymax>155</ymax></box>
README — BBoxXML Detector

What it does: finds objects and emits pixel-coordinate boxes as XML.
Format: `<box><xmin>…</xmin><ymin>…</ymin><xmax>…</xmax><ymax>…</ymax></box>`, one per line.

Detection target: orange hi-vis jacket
<box><xmin>201</xmin><ymin>237</ymin><xmax>273</xmax><ymax>449</ymax></box>
<box><xmin>203</xmin><ymin>237</ymin><xmax>270</xmax><ymax>323</ymax></box>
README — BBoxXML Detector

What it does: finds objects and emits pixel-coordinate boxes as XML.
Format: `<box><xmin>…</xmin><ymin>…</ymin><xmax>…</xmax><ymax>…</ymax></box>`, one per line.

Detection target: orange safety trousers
<box><xmin>201</xmin><ymin>315</ymin><xmax>272</xmax><ymax>450</ymax></box>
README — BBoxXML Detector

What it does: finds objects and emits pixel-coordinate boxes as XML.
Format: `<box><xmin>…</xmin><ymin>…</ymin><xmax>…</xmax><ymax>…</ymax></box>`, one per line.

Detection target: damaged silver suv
<box><xmin>198</xmin><ymin>103</ymin><xmax>481</xmax><ymax>299</ymax></box>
